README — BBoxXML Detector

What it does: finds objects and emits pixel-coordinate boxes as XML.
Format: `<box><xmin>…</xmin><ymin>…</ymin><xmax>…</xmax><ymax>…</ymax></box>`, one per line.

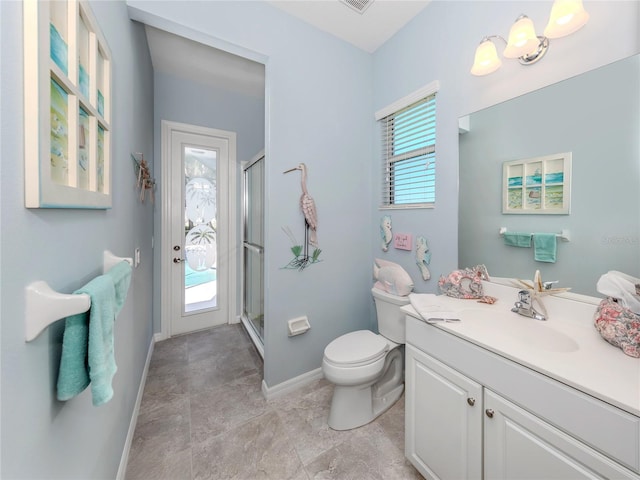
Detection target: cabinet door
<box><xmin>484</xmin><ymin>389</ymin><xmax>640</xmax><ymax>480</ymax></box>
<box><xmin>405</xmin><ymin>344</ymin><xmax>483</xmax><ymax>480</ymax></box>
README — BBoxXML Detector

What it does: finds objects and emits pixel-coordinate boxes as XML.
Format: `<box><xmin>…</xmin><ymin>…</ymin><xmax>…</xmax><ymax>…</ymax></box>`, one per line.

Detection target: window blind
<box><xmin>380</xmin><ymin>93</ymin><xmax>436</xmax><ymax>208</ymax></box>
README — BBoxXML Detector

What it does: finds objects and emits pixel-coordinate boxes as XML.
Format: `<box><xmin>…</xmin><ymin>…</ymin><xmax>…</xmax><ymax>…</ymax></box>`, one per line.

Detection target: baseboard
<box><xmin>261</xmin><ymin>367</ymin><xmax>324</xmax><ymax>401</ymax></box>
<box><xmin>116</xmin><ymin>336</ymin><xmax>155</xmax><ymax>480</ymax></box>
<box><xmin>153</xmin><ymin>331</ymin><xmax>166</xmax><ymax>343</ymax></box>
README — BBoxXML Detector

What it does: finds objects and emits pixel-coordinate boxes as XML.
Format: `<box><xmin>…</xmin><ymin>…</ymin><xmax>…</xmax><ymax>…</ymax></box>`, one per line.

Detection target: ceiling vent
<box><xmin>339</xmin><ymin>0</ymin><xmax>374</xmax><ymax>14</ymax></box>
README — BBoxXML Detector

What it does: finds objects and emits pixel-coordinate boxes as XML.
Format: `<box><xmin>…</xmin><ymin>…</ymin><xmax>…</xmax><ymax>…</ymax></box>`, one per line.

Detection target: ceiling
<box><xmin>144</xmin><ymin>25</ymin><xmax>266</xmax><ymax>98</ymax></box>
<box><xmin>268</xmin><ymin>0</ymin><xmax>431</xmax><ymax>53</ymax></box>
<box><xmin>144</xmin><ymin>0</ymin><xmax>430</xmax><ymax>95</ymax></box>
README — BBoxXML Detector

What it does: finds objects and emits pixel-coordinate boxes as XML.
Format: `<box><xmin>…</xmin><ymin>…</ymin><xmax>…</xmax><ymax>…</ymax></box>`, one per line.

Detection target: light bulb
<box><xmin>504</xmin><ymin>15</ymin><xmax>541</xmax><ymax>59</ymax></box>
<box><xmin>471</xmin><ymin>38</ymin><xmax>502</xmax><ymax>76</ymax></box>
<box><xmin>544</xmin><ymin>0</ymin><xmax>589</xmax><ymax>38</ymax></box>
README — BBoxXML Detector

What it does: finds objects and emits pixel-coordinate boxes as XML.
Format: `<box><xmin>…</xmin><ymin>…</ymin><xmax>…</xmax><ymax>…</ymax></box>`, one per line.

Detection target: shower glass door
<box><xmin>243</xmin><ymin>154</ymin><xmax>264</xmax><ymax>342</ymax></box>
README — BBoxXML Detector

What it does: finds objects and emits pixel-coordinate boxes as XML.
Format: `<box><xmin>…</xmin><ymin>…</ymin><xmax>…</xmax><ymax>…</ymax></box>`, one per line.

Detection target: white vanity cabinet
<box><xmin>405</xmin><ymin>316</ymin><xmax>640</xmax><ymax>480</ymax></box>
<box><xmin>405</xmin><ymin>344</ymin><xmax>483</xmax><ymax>480</ymax></box>
<box><xmin>484</xmin><ymin>389</ymin><xmax>639</xmax><ymax>480</ymax></box>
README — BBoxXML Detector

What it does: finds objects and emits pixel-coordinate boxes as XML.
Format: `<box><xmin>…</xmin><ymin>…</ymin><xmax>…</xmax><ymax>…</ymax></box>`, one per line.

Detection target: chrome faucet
<box><xmin>511</xmin><ymin>290</ymin><xmax>546</xmax><ymax>321</ymax></box>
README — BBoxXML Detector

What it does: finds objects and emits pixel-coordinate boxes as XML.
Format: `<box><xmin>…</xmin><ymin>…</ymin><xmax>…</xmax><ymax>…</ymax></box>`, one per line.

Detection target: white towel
<box><xmin>409</xmin><ymin>293</ymin><xmax>461</xmax><ymax>322</ymax></box>
<box><xmin>596</xmin><ymin>271</ymin><xmax>640</xmax><ymax>314</ymax></box>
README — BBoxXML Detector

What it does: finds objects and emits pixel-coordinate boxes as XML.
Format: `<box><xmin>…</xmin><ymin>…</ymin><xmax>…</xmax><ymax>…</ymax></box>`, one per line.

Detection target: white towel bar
<box><xmin>24</xmin><ymin>250</ymin><xmax>133</xmax><ymax>342</ymax></box>
<box><xmin>103</xmin><ymin>250</ymin><xmax>133</xmax><ymax>273</ymax></box>
<box><xmin>499</xmin><ymin>227</ymin><xmax>570</xmax><ymax>242</ymax></box>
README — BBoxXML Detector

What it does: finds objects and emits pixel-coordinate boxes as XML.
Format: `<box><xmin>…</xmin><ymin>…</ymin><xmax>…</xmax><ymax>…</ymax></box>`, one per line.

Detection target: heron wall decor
<box><xmin>283</xmin><ymin>162</ymin><xmax>321</xmax><ymax>270</ymax></box>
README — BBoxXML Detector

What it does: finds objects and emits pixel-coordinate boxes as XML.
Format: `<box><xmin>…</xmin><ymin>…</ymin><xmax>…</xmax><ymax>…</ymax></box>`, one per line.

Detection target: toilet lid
<box><xmin>324</xmin><ymin>330</ymin><xmax>388</xmax><ymax>365</ymax></box>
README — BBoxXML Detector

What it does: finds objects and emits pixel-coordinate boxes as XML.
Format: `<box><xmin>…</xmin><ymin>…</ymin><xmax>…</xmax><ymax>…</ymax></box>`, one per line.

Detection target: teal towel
<box><xmin>533</xmin><ymin>233</ymin><xmax>557</xmax><ymax>263</ymax></box>
<box><xmin>504</xmin><ymin>232</ymin><xmax>532</xmax><ymax>248</ymax></box>
<box><xmin>57</xmin><ymin>261</ymin><xmax>132</xmax><ymax>405</ymax></box>
<box><xmin>107</xmin><ymin>261</ymin><xmax>132</xmax><ymax>317</ymax></box>
<box><xmin>57</xmin><ymin>310</ymin><xmax>90</xmax><ymax>401</ymax></box>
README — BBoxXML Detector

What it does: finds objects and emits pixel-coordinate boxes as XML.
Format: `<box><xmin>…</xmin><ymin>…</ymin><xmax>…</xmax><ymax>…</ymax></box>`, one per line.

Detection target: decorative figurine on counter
<box><xmin>380</xmin><ymin>215</ymin><xmax>392</xmax><ymax>252</ymax></box>
<box><xmin>513</xmin><ymin>269</ymin><xmax>571</xmax><ymax>318</ymax></box>
<box><xmin>439</xmin><ymin>264</ymin><xmax>494</xmax><ymax>302</ymax></box>
<box><xmin>373</xmin><ymin>258</ymin><xmax>414</xmax><ymax>296</ymax></box>
<box><xmin>415</xmin><ymin>236</ymin><xmax>432</xmax><ymax>280</ymax></box>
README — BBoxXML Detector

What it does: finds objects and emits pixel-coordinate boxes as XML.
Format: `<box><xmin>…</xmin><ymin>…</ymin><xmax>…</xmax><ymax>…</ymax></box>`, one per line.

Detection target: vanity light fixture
<box><xmin>471</xmin><ymin>0</ymin><xmax>589</xmax><ymax>76</ymax></box>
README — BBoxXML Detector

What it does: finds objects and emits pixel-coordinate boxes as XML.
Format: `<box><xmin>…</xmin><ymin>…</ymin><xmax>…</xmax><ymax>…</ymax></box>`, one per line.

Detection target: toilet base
<box><xmin>327</xmin><ymin>348</ymin><xmax>404</xmax><ymax>431</ymax></box>
<box><xmin>328</xmin><ymin>383</ymin><xmax>404</xmax><ymax>431</ymax></box>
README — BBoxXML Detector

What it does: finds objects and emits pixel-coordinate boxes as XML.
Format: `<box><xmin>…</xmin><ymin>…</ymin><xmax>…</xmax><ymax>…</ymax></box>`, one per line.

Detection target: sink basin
<box><xmin>510</xmin><ymin>323</ymin><xmax>580</xmax><ymax>353</ymax></box>
<box><xmin>451</xmin><ymin>308</ymin><xmax>580</xmax><ymax>353</ymax></box>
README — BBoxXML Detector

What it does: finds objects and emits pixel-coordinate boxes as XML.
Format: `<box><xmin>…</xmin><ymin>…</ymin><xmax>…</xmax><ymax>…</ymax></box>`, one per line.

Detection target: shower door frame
<box><xmin>240</xmin><ymin>151</ymin><xmax>265</xmax><ymax>358</ymax></box>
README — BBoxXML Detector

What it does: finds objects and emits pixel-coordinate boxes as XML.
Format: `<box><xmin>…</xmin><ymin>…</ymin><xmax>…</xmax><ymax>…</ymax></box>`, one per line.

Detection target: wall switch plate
<box><xmin>134</xmin><ymin>248</ymin><xmax>141</xmax><ymax>268</ymax></box>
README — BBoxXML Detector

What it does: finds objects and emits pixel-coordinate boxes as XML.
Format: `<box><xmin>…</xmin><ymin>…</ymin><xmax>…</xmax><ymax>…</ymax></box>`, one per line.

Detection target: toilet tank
<box><xmin>371</xmin><ymin>287</ymin><xmax>410</xmax><ymax>344</ymax></box>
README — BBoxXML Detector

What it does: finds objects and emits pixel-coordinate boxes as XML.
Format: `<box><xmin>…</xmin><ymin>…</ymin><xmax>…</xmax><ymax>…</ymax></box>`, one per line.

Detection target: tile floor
<box><xmin>125</xmin><ymin>323</ymin><xmax>422</xmax><ymax>480</ymax></box>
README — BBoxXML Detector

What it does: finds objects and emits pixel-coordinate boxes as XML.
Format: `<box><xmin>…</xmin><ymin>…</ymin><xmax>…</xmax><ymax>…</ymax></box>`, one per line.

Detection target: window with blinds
<box><xmin>380</xmin><ymin>93</ymin><xmax>436</xmax><ymax>208</ymax></box>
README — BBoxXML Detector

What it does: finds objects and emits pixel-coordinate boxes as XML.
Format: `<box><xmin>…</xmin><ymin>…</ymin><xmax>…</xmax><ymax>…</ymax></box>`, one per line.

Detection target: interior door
<box><xmin>169</xmin><ymin>128</ymin><xmax>230</xmax><ymax>335</ymax></box>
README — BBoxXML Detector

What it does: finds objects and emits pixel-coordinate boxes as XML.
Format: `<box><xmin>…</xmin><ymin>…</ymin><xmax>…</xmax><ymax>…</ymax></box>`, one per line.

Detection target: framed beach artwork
<box><xmin>24</xmin><ymin>0</ymin><xmax>112</xmax><ymax>208</ymax></box>
<box><xmin>502</xmin><ymin>153</ymin><xmax>571</xmax><ymax>215</ymax></box>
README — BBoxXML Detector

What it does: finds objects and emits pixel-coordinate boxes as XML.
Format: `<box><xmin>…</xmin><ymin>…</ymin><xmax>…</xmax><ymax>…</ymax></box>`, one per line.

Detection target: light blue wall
<box><xmin>372</xmin><ymin>0</ymin><xmax>639</xmax><ymax>293</ymax></box>
<box><xmin>128</xmin><ymin>1</ymin><xmax>374</xmax><ymax>387</ymax></box>
<box><xmin>0</xmin><ymin>1</ymin><xmax>154</xmax><ymax>478</ymax></box>
<box><xmin>2</xmin><ymin>1</ymin><xmax>639</xmax><ymax>476</ymax></box>
<box><xmin>152</xmin><ymin>70</ymin><xmax>266</xmax><ymax>332</ymax></box>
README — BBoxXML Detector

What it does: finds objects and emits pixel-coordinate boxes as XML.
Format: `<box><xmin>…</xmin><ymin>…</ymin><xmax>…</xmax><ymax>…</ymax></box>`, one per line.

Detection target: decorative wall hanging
<box><xmin>380</xmin><ymin>215</ymin><xmax>392</xmax><ymax>251</ymax></box>
<box><xmin>415</xmin><ymin>236</ymin><xmax>432</xmax><ymax>280</ymax></box>
<box><xmin>282</xmin><ymin>226</ymin><xmax>321</xmax><ymax>270</ymax></box>
<box><xmin>503</xmin><ymin>152</ymin><xmax>571</xmax><ymax>214</ymax></box>
<box><xmin>393</xmin><ymin>233</ymin><xmax>412</xmax><ymax>251</ymax></box>
<box><xmin>282</xmin><ymin>163</ymin><xmax>321</xmax><ymax>270</ymax></box>
<box><xmin>24</xmin><ymin>0</ymin><xmax>112</xmax><ymax>208</ymax></box>
<box><xmin>131</xmin><ymin>153</ymin><xmax>155</xmax><ymax>203</ymax></box>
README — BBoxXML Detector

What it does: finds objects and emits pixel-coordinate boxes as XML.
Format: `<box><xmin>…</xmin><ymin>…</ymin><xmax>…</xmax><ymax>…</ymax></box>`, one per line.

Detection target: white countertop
<box><xmin>402</xmin><ymin>281</ymin><xmax>640</xmax><ymax>417</ymax></box>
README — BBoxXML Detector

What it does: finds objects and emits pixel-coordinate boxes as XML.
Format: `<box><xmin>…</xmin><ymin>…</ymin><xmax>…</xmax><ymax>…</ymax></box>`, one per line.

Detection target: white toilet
<box><xmin>322</xmin><ymin>287</ymin><xmax>409</xmax><ymax>430</ymax></box>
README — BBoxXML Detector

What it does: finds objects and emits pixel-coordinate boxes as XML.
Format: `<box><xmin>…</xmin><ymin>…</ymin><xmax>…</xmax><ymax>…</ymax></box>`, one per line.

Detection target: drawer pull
<box><xmin>485</xmin><ymin>408</ymin><xmax>495</xmax><ymax>418</ymax></box>
<box><xmin>467</xmin><ymin>397</ymin><xmax>476</xmax><ymax>406</ymax></box>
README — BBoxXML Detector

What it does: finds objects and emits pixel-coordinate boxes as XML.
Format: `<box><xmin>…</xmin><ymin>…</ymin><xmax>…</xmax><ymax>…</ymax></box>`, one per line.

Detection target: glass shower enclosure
<box><xmin>241</xmin><ymin>153</ymin><xmax>264</xmax><ymax>355</ymax></box>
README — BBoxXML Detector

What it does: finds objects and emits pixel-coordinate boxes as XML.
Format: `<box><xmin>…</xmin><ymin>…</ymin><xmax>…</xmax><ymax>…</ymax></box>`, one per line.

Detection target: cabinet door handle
<box><xmin>485</xmin><ymin>408</ymin><xmax>495</xmax><ymax>418</ymax></box>
<box><xmin>467</xmin><ymin>397</ymin><xmax>476</xmax><ymax>406</ymax></box>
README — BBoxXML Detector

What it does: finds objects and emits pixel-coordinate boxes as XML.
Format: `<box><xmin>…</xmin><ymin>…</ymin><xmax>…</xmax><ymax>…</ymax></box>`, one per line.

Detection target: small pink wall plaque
<box><xmin>393</xmin><ymin>233</ymin><xmax>413</xmax><ymax>251</ymax></box>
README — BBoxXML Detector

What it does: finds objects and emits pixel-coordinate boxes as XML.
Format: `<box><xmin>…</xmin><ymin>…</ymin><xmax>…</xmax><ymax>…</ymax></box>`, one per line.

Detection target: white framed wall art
<box><xmin>24</xmin><ymin>0</ymin><xmax>112</xmax><ymax>208</ymax></box>
<box><xmin>502</xmin><ymin>152</ymin><xmax>572</xmax><ymax>215</ymax></box>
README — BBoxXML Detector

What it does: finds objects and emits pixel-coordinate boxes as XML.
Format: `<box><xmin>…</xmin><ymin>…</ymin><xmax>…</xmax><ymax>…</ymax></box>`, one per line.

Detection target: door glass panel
<box><xmin>243</xmin><ymin>157</ymin><xmax>264</xmax><ymax>341</ymax></box>
<box><xmin>246</xmin><ymin>159</ymin><xmax>264</xmax><ymax>246</ymax></box>
<box><xmin>184</xmin><ymin>146</ymin><xmax>217</xmax><ymax>313</ymax></box>
<box><xmin>244</xmin><ymin>247</ymin><xmax>264</xmax><ymax>339</ymax></box>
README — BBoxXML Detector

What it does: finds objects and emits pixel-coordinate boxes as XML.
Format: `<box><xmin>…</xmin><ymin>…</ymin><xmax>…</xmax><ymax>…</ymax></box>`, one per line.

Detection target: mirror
<box><xmin>459</xmin><ymin>54</ymin><xmax>639</xmax><ymax>297</ymax></box>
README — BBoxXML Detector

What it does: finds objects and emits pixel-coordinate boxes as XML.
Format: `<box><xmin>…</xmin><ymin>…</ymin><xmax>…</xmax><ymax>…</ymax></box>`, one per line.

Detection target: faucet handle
<box><xmin>517</xmin><ymin>289</ymin><xmax>531</xmax><ymax>307</ymax></box>
<box><xmin>542</xmin><ymin>281</ymin><xmax>558</xmax><ymax>290</ymax></box>
<box><xmin>517</xmin><ymin>289</ymin><xmax>530</xmax><ymax>299</ymax></box>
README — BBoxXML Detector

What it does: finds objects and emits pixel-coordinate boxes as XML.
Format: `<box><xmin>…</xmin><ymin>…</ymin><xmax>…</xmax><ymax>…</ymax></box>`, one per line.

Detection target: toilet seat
<box><xmin>324</xmin><ymin>330</ymin><xmax>389</xmax><ymax>367</ymax></box>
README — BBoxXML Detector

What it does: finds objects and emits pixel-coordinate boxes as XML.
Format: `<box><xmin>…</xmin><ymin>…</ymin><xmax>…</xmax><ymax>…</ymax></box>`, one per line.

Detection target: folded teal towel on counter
<box><xmin>57</xmin><ymin>261</ymin><xmax>132</xmax><ymax>406</ymax></box>
<box><xmin>503</xmin><ymin>232</ymin><xmax>532</xmax><ymax>248</ymax></box>
<box><xmin>533</xmin><ymin>233</ymin><xmax>557</xmax><ymax>263</ymax></box>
